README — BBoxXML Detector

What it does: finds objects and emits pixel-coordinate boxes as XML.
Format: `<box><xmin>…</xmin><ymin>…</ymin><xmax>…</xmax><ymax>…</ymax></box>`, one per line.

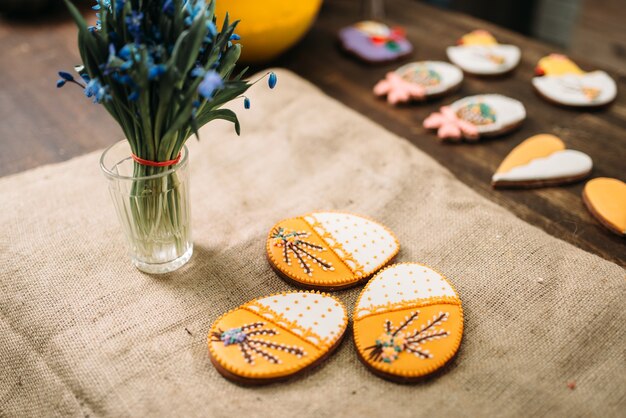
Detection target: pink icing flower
<box><xmin>423</xmin><ymin>106</ymin><xmax>480</xmax><ymax>140</ymax></box>
<box><xmin>373</xmin><ymin>72</ymin><xmax>426</xmax><ymax>104</ymax></box>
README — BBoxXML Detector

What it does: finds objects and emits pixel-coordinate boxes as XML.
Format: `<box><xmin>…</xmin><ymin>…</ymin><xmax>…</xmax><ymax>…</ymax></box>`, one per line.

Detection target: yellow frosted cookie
<box><xmin>353</xmin><ymin>263</ymin><xmax>464</xmax><ymax>382</ymax></box>
<box><xmin>583</xmin><ymin>177</ymin><xmax>626</xmax><ymax>236</ymax></box>
<box><xmin>208</xmin><ymin>291</ymin><xmax>348</xmax><ymax>384</ymax></box>
<box><xmin>266</xmin><ymin>212</ymin><xmax>400</xmax><ymax>290</ymax></box>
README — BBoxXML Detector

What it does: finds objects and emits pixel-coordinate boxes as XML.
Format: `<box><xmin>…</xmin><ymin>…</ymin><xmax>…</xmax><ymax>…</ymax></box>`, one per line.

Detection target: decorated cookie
<box><xmin>353</xmin><ymin>263</ymin><xmax>463</xmax><ymax>382</ymax></box>
<box><xmin>533</xmin><ymin>54</ymin><xmax>617</xmax><ymax>107</ymax></box>
<box><xmin>208</xmin><ymin>291</ymin><xmax>348</xmax><ymax>384</ymax></box>
<box><xmin>266</xmin><ymin>212</ymin><xmax>399</xmax><ymax>290</ymax></box>
<box><xmin>423</xmin><ymin>94</ymin><xmax>525</xmax><ymax>141</ymax></box>
<box><xmin>582</xmin><ymin>178</ymin><xmax>626</xmax><ymax>236</ymax></box>
<box><xmin>373</xmin><ymin>61</ymin><xmax>463</xmax><ymax>104</ymax></box>
<box><xmin>446</xmin><ymin>30</ymin><xmax>521</xmax><ymax>75</ymax></box>
<box><xmin>338</xmin><ymin>21</ymin><xmax>412</xmax><ymax>63</ymax></box>
<box><xmin>492</xmin><ymin>134</ymin><xmax>592</xmax><ymax>188</ymax></box>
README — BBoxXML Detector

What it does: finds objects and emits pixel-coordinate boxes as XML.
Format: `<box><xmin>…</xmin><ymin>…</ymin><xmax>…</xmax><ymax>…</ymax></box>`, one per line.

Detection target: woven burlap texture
<box><xmin>0</xmin><ymin>70</ymin><xmax>624</xmax><ymax>418</ymax></box>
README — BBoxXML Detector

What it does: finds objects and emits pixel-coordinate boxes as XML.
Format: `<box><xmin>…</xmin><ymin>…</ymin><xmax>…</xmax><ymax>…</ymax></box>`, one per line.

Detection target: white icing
<box><xmin>532</xmin><ymin>71</ymin><xmax>617</xmax><ymax>106</ymax></box>
<box><xmin>304</xmin><ymin>212</ymin><xmax>398</xmax><ymax>276</ymax></box>
<box><xmin>450</xmin><ymin>94</ymin><xmax>526</xmax><ymax>134</ymax></box>
<box><xmin>395</xmin><ymin>61</ymin><xmax>463</xmax><ymax>95</ymax></box>
<box><xmin>253</xmin><ymin>293</ymin><xmax>345</xmax><ymax>343</ymax></box>
<box><xmin>447</xmin><ymin>44</ymin><xmax>521</xmax><ymax>75</ymax></box>
<box><xmin>493</xmin><ymin>149</ymin><xmax>593</xmax><ymax>182</ymax></box>
<box><xmin>355</xmin><ymin>264</ymin><xmax>457</xmax><ymax>319</ymax></box>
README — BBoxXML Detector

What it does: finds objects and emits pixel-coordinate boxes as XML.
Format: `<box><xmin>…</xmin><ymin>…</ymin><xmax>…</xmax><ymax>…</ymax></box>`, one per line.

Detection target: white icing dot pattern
<box><xmin>355</xmin><ymin>264</ymin><xmax>456</xmax><ymax>319</ymax></box>
<box><xmin>306</xmin><ymin>212</ymin><xmax>398</xmax><ymax>276</ymax></box>
<box><xmin>255</xmin><ymin>293</ymin><xmax>345</xmax><ymax>342</ymax></box>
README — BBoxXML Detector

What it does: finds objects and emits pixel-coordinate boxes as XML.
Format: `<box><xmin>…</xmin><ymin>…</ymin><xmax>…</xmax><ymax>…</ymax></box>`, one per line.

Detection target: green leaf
<box><xmin>195</xmin><ymin>108</ymin><xmax>240</xmax><ymax>135</ymax></box>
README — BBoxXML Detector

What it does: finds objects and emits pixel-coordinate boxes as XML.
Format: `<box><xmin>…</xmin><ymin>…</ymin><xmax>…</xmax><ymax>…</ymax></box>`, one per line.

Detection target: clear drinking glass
<box><xmin>100</xmin><ymin>140</ymin><xmax>192</xmax><ymax>274</ymax></box>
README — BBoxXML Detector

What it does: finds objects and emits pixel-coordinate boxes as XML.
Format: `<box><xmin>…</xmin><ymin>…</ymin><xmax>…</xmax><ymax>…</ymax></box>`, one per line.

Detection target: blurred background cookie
<box><xmin>423</xmin><ymin>94</ymin><xmax>525</xmax><ymax>141</ymax></box>
<box><xmin>373</xmin><ymin>61</ymin><xmax>463</xmax><ymax>105</ymax></box>
<box><xmin>532</xmin><ymin>54</ymin><xmax>617</xmax><ymax>107</ymax></box>
<box><xmin>338</xmin><ymin>21</ymin><xmax>412</xmax><ymax>64</ymax></box>
<box><xmin>447</xmin><ymin>29</ymin><xmax>521</xmax><ymax>75</ymax></box>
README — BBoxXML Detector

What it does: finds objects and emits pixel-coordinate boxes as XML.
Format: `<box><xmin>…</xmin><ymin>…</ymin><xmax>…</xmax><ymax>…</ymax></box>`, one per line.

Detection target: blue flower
<box><xmin>207</xmin><ymin>21</ymin><xmax>217</xmax><ymax>37</ymax></box>
<box><xmin>268</xmin><ymin>72</ymin><xmax>277</xmax><ymax>89</ymax></box>
<box><xmin>128</xmin><ymin>90</ymin><xmax>139</xmax><ymax>101</ymax></box>
<box><xmin>184</xmin><ymin>0</ymin><xmax>204</xmax><ymax>26</ymax></box>
<box><xmin>190</xmin><ymin>67</ymin><xmax>205</xmax><ymax>78</ymax></box>
<box><xmin>230</xmin><ymin>33</ymin><xmax>241</xmax><ymax>41</ymax></box>
<box><xmin>84</xmin><ymin>78</ymin><xmax>111</xmax><ymax>103</ymax></box>
<box><xmin>244</xmin><ymin>97</ymin><xmax>250</xmax><ymax>109</ymax></box>
<box><xmin>125</xmin><ymin>11</ymin><xmax>144</xmax><ymax>43</ymax></box>
<box><xmin>197</xmin><ymin>70</ymin><xmax>223</xmax><ymax>99</ymax></box>
<box><xmin>114</xmin><ymin>0</ymin><xmax>125</xmax><ymax>15</ymax></box>
<box><xmin>148</xmin><ymin>64</ymin><xmax>167</xmax><ymax>80</ymax></box>
<box><xmin>162</xmin><ymin>0</ymin><xmax>174</xmax><ymax>14</ymax></box>
<box><xmin>56</xmin><ymin>79</ymin><xmax>66</xmax><ymax>88</ymax></box>
<box><xmin>58</xmin><ymin>71</ymin><xmax>74</xmax><ymax>81</ymax></box>
<box><xmin>92</xmin><ymin>0</ymin><xmax>110</xmax><ymax>11</ymax></box>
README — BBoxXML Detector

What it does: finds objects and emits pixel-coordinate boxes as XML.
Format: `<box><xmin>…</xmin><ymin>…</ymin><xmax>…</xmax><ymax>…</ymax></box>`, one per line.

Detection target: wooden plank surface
<box><xmin>0</xmin><ymin>0</ymin><xmax>624</xmax><ymax>265</ymax></box>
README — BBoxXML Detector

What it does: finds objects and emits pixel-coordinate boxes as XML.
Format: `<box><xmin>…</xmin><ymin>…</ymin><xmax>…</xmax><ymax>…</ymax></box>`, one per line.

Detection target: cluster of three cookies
<box><xmin>208</xmin><ymin>212</ymin><xmax>463</xmax><ymax>384</ymax></box>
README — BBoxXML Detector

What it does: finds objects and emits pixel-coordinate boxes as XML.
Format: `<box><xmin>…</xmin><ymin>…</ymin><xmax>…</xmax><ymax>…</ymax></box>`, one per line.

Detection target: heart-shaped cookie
<box><xmin>353</xmin><ymin>263</ymin><xmax>464</xmax><ymax>382</ymax></box>
<box><xmin>583</xmin><ymin>178</ymin><xmax>626</xmax><ymax>236</ymax></box>
<box><xmin>267</xmin><ymin>212</ymin><xmax>400</xmax><ymax>290</ymax></box>
<box><xmin>492</xmin><ymin>134</ymin><xmax>593</xmax><ymax>188</ymax></box>
<box><xmin>208</xmin><ymin>291</ymin><xmax>348</xmax><ymax>384</ymax></box>
<box><xmin>446</xmin><ymin>29</ymin><xmax>521</xmax><ymax>75</ymax></box>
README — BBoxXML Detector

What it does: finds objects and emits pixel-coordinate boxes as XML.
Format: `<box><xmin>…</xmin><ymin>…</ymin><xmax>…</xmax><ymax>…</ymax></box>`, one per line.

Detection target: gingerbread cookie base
<box><xmin>353</xmin><ymin>263</ymin><xmax>464</xmax><ymax>383</ymax></box>
<box><xmin>266</xmin><ymin>212</ymin><xmax>400</xmax><ymax>291</ymax></box>
<box><xmin>208</xmin><ymin>291</ymin><xmax>349</xmax><ymax>385</ymax></box>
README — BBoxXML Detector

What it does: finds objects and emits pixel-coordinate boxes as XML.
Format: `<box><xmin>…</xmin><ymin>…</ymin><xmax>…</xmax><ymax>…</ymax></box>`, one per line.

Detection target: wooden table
<box><xmin>0</xmin><ymin>0</ymin><xmax>624</xmax><ymax>265</ymax></box>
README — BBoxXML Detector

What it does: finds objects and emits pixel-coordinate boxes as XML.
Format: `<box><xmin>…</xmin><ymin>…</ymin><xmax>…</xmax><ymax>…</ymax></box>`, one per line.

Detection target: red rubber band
<box><xmin>131</xmin><ymin>153</ymin><xmax>182</xmax><ymax>167</ymax></box>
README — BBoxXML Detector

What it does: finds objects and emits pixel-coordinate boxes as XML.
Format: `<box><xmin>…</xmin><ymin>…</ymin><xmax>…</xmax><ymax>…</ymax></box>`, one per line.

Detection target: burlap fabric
<box><xmin>1</xmin><ymin>70</ymin><xmax>624</xmax><ymax>418</ymax></box>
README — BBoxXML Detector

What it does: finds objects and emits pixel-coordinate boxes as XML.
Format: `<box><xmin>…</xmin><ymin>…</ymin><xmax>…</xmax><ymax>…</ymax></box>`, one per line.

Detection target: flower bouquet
<box><xmin>58</xmin><ymin>0</ymin><xmax>276</xmax><ymax>273</ymax></box>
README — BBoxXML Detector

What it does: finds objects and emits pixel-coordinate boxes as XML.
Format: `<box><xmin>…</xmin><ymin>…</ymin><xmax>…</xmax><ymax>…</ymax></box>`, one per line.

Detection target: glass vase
<box><xmin>100</xmin><ymin>140</ymin><xmax>192</xmax><ymax>274</ymax></box>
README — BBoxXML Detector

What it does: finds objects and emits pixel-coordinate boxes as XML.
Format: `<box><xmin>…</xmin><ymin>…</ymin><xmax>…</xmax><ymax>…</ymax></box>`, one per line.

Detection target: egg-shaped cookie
<box><xmin>373</xmin><ymin>61</ymin><xmax>463</xmax><ymax>104</ymax></box>
<box><xmin>208</xmin><ymin>291</ymin><xmax>348</xmax><ymax>384</ymax></box>
<box><xmin>267</xmin><ymin>212</ymin><xmax>400</xmax><ymax>290</ymax></box>
<box><xmin>353</xmin><ymin>263</ymin><xmax>464</xmax><ymax>382</ymax></box>
<box><xmin>423</xmin><ymin>94</ymin><xmax>525</xmax><ymax>141</ymax></box>
<box><xmin>447</xmin><ymin>29</ymin><xmax>521</xmax><ymax>75</ymax></box>
<box><xmin>532</xmin><ymin>54</ymin><xmax>617</xmax><ymax>107</ymax></box>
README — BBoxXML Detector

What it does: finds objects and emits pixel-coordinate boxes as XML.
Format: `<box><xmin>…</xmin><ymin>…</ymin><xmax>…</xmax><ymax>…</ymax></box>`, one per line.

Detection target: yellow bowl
<box><xmin>215</xmin><ymin>0</ymin><xmax>323</xmax><ymax>63</ymax></box>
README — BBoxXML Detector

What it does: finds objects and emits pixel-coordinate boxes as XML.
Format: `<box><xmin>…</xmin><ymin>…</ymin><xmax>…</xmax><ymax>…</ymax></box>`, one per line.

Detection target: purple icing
<box><xmin>339</xmin><ymin>27</ymin><xmax>412</xmax><ymax>62</ymax></box>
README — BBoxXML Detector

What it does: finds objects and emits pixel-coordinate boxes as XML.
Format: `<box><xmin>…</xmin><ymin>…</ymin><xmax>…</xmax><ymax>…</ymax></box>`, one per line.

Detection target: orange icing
<box><xmin>584</xmin><ymin>178</ymin><xmax>626</xmax><ymax>233</ymax></box>
<box><xmin>209</xmin><ymin>308</ymin><xmax>323</xmax><ymax>379</ymax></box>
<box><xmin>536</xmin><ymin>54</ymin><xmax>585</xmax><ymax>76</ymax></box>
<box><xmin>267</xmin><ymin>217</ymin><xmax>355</xmax><ymax>287</ymax></box>
<box><xmin>459</xmin><ymin>29</ymin><xmax>498</xmax><ymax>46</ymax></box>
<box><xmin>354</xmin><ymin>303</ymin><xmax>463</xmax><ymax>378</ymax></box>
<box><xmin>496</xmin><ymin>134</ymin><xmax>565</xmax><ymax>174</ymax></box>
